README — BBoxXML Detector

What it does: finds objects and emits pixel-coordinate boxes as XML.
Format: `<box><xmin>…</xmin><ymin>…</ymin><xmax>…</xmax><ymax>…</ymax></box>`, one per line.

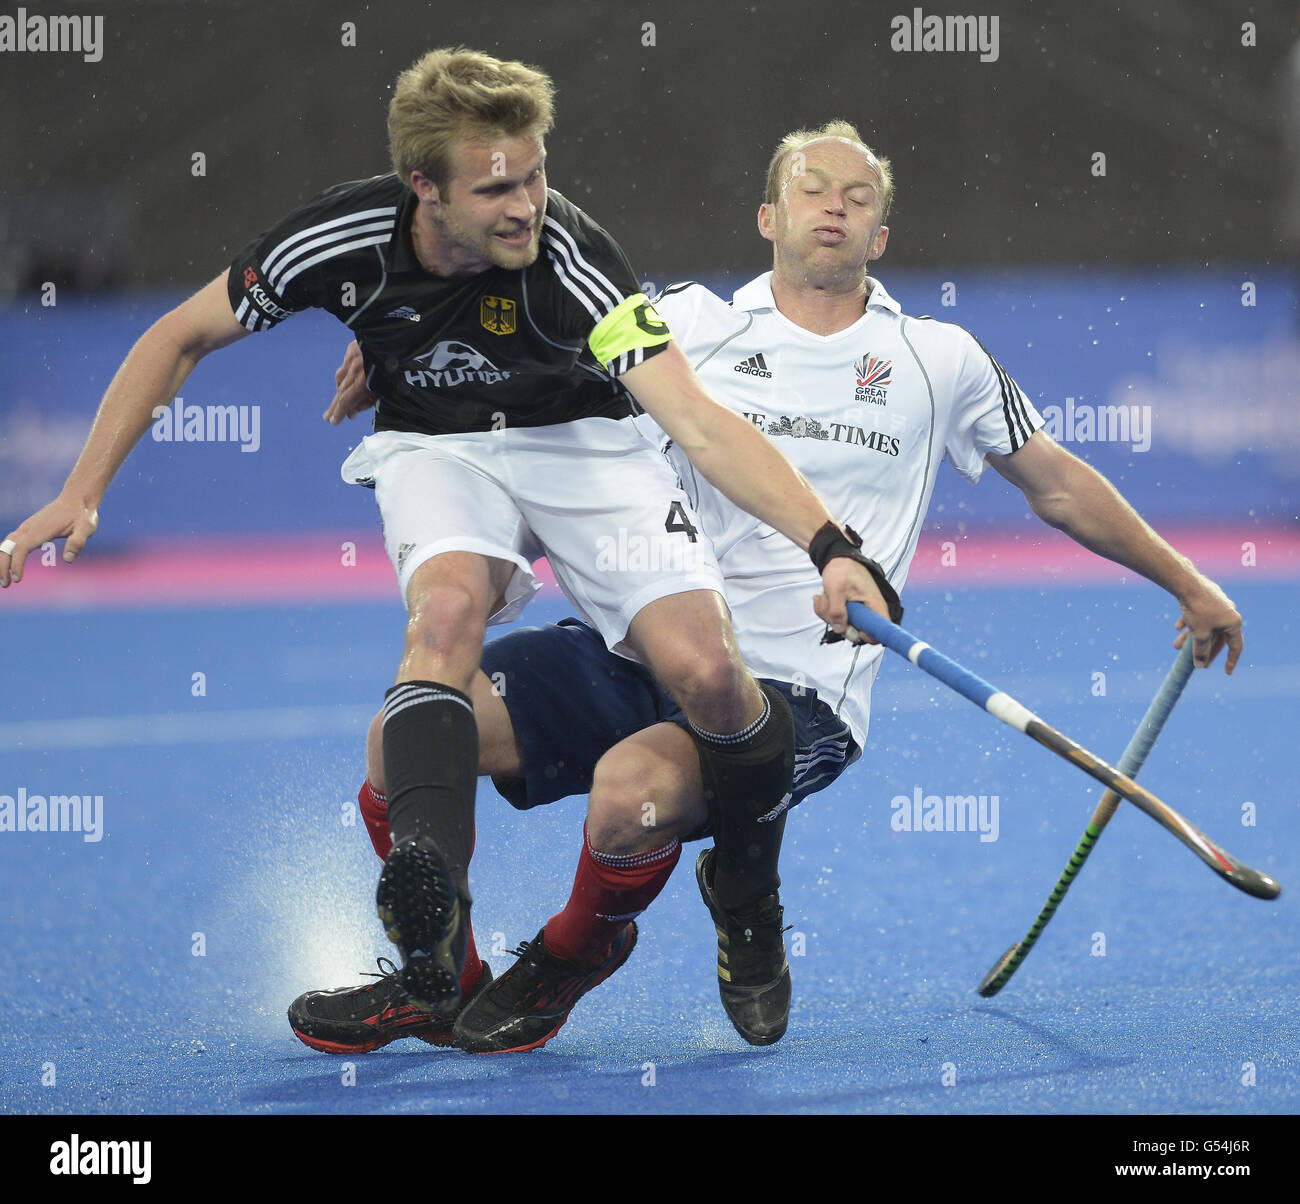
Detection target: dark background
<box><xmin>2</xmin><ymin>0</ymin><xmax>1297</xmax><ymax>293</ymax></box>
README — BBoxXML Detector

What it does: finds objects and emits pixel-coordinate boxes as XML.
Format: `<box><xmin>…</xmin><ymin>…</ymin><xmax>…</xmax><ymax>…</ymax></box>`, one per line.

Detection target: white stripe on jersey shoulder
<box><xmin>276</xmin><ymin>232</ymin><xmax>392</xmax><ymax>295</ymax></box>
<box><xmin>261</xmin><ymin>207</ymin><xmax>397</xmax><ymax>290</ymax></box>
<box><xmin>261</xmin><ymin>206</ymin><xmax>397</xmax><ymax>277</ymax></box>
<box><xmin>267</xmin><ymin>219</ymin><xmax>392</xmax><ymax>292</ymax></box>
<box><xmin>541</xmin><ymin>215</ymin><xmax>623</xmax><ymax>313</ymax></box>
<box><xmin>542</xmin><ymin>238</ymin><xmax>617</xmax><ymax>325</ymax></box>
<box><xmin>541</xmin><ymin>213</ymin><xmax>623</xmax><ymax>305</ymax></box>
<box><xmin>544</xmin><ymin>248</ymin><xmax>602</xmax><ymax>323</ymax></box>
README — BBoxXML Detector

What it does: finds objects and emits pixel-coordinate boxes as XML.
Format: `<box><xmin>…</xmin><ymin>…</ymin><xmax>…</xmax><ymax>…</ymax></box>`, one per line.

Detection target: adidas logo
<box><xmin>733</xmin><ymin>353</ymin><xmax>772</xmax><ymax>378</ymax></box>
<box><xmin>757</xmin><ymin>791</ymin><xmax>794</xmax><ymax>823</ymax></box>
<box><xmin>385</xmin><ymin>305</ymin><xmax>421</xmax><ymax>322</ymax></box>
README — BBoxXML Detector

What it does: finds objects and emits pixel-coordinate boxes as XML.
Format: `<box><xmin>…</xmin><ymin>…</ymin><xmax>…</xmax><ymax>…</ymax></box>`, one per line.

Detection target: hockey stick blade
<box><xmin>977</xmin><ymin>944</ymin><xmax>1023</xmax><ymax>996</ymax></box>
<box><xmin>845</xmin><ymin>603</ymin><xmax>1281</xmax><ymax>901</ymax></box>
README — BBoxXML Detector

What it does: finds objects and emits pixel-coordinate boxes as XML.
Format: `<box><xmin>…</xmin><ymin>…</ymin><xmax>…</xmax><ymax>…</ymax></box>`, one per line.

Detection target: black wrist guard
<box><xmin>809</xmin><ymin>521</ymin><xmax>904</xmax><ymax>638</ymax></box>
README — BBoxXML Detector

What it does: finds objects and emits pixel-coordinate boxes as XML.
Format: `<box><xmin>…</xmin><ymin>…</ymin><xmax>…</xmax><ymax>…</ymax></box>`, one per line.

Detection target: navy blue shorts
<box><xmin>480</xmin><ymin>618</ymin><xmax>861</xmax><ymax>835</ymax></box>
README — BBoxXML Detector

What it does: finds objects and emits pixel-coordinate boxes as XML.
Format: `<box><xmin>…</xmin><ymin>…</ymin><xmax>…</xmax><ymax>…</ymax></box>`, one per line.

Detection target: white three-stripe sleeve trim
<box><xmin>261</xmin><ymin>207</ymin><xmax>398</xmax><ymax>279</ymax></box>
<box><xmin>234</xmin><ymin>298</ymin><xmax>260</xmax><ymax>332</ymax></box>
<box><xmin>275</xmin><ymin>234</ymin><xmax>393</xmax><ymax>294</ymax></box>
<box><xmin>267</xmin><ymin>219</ymin><xmax>394</xmax><ymax>291</ymax></box>
<box><xmin>267</xmin><ymin>219</ymin><xmax>394</xmax><ymax>290</ymax></box>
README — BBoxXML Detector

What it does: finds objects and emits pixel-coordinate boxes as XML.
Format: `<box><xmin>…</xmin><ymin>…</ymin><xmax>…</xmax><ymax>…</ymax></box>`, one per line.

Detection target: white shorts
<box><xmin>340</xmin><ymin>416</ymin><xmax>726</xmax><ymax>654</ymax></box>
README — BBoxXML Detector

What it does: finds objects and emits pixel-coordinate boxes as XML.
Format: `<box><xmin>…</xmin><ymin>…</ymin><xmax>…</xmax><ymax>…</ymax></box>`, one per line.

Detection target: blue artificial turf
<box><xmin>1</xmin><ymin>580</ymin><xmax>1293</xmax><ymax>1114</ymax></box>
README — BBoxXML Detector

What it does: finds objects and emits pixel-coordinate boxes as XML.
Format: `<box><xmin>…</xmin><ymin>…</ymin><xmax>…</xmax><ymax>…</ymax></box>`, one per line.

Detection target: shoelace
<box><xmin>727</xmin><ymin>902</ymin><xmax>785</xmax><ymax>931</ymax></box>
<box><xmin>359</xmin><ymin>956</ymin><xmax>408</xmax><ymax>992</ymax></box>
<box><xmin>485</xmin><ymin>936</ymin><xmax>558</xmax><ymax>1007</ymax></box>
<box><xmin>357</xmin><ymin>956</ymin><xmax>446</xmax><ymax>1020</ymax></box>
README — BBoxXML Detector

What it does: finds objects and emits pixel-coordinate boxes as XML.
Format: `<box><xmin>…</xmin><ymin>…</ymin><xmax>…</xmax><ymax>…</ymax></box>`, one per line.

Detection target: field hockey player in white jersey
<box><xmin>291</xmin><ymin>121</ymin><xmax>1244</xmax><ymax>1055</ymax></box>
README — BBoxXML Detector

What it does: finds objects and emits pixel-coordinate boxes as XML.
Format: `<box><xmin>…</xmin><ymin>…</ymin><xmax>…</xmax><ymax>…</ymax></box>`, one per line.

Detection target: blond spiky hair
<box><xmin>388</xmin><ymin>47</ymin><xmax>556</xmax><ymax>190</ymax></box>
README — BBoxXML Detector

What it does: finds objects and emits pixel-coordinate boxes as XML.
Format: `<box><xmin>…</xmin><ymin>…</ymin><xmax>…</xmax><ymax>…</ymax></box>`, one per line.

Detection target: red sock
<box><xmin>459</xmin><ymin>826</ymin><xmax>484</xmax><ymax>993</ymax></box>
<box><xmin>544</xmin><ymin>824</ymin><xmax>681</xmax><ymax>965</ymax></box>
<box><xmin>357</xmin><ymin>779</ymin><xmax>483</xmax><ymax>994</ymax></box>
<box><xmin>358</xmin><ymin>780</ymin><xmax>393</xmax><ymax>860</ymax></box>
<box><xmin>459</xmin><ymin>921</ymin><xmax>485</xmax><ymax>995</ymax></box>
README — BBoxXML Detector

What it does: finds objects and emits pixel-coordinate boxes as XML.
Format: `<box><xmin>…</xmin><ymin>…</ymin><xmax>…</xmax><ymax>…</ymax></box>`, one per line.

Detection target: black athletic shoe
<box><xmin>375</xmin><ymin>834</ymin><xmax>466</xmax><ymax>1013</ymax></box>
<box><xmin>695</xmin><ymin>846</ymin><xmax>791</xmax><ymax>1046</ymax></box>
<box><xmin>452</xmin><ymin>923</ymin><xmax>638</xmax><ymax>1053</ymax></box>
<box><xmin>288</xmin><ymin>958</ymin><xmax>493</xmax><ymax>1054</ymax></box>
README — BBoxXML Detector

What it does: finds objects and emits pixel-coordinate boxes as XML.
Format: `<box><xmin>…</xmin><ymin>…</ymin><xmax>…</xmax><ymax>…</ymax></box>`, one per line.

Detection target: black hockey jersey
<box><xmin>227</xmin><ymin>175</ymin><xmax>671</xmax><ymax>436</ymax></box>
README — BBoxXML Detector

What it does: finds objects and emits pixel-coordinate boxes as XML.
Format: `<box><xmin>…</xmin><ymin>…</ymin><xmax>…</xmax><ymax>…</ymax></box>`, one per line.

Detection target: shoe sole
<box><xmin>459</xmin><ymin>924</ymin><xmax>638</xmax><ymax>1054</ymax></box>
<box><xmin>376</xmin><ymin>837</ymin><xmax>462</xmax><ymax>1014</ymax></box>
<box><xmin>290</xmin><ymin>1027</ymin><xmax>402</xmax><ymax>1055</ymax></box>
<box><xmin>695</xmin><ymin>848</ymin><xmax>791</xmax><ymax>1046</ymax></box>
<box><xmin>289</xmin><ymin>1025</ymin><xmax>457</xmax><ymax>1054</ymax></box>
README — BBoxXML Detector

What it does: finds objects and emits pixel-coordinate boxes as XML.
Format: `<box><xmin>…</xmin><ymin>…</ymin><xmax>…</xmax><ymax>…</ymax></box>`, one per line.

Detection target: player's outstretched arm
<box><xmin>0</xmin><ymin>271</ymin><xmax>250</xmax><ymax>587</ymax></box>
<box><xmin>621</xmin><ymin>341</ymin><xmax>895</xmax><ymax>636</ymax></box>
<box><xmin>987</xmin><ymin>430</ymin><xmax>1243</xmax><ymax>673</ymax></box>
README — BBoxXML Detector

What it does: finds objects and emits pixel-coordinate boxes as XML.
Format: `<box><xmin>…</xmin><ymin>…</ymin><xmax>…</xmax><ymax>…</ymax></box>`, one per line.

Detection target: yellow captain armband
<box><xmin>587</xmin><ymin>292</ymin><xmax>673</xmax><ymax>369</ymax></box>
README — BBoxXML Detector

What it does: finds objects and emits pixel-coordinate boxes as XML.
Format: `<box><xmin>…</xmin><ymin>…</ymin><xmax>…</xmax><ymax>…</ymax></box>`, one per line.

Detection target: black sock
<box><xmin>689</xmin><ymin>682</ymin><xmax>795</xmax><ymax>911</ymax></box>
<box><xmin>382</xmin><ymin>680</ymin><xmax>478</xmax><ymax>901</ymax></box>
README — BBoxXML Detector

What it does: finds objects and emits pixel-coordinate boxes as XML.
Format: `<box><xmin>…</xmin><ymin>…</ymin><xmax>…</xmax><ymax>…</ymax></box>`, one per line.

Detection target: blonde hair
<box><xmin>763</xmin><ymin>121</ymin><xmax>893</xmax><ymax>219</ymax></box>
<box><xmin>388</xmin><ymin>47</ymin><xmax>556</xmax><ymax>190</ymax></box>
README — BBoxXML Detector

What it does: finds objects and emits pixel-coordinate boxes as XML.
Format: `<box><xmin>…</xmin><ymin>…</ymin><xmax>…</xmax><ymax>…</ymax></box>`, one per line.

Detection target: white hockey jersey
<box><xmin>645</xmin><ymin>272</ymin><xmax>1043</xmax><ymax>748</ymax></box>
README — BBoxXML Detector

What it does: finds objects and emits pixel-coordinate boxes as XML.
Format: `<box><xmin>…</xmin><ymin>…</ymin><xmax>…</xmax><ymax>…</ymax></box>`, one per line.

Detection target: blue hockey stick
<box><xmin>845</xmin><ymin>602</ymin><xmax>1280</xmax><ymax>901</ymax></box>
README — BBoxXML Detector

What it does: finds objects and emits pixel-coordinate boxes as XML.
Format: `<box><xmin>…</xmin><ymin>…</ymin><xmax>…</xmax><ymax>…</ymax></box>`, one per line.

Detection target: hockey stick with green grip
<box><xmin>977</xmin><ymin>639</ymin><xmax>1193</xmax><ymax>996</ymax></box>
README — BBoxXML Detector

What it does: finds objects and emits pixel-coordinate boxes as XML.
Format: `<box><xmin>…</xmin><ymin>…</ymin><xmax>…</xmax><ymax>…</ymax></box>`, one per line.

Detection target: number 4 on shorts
<box><xmin>665</xmin><ymin>501</ymin><xmax>698</xmax><ymax>542</ymax></box>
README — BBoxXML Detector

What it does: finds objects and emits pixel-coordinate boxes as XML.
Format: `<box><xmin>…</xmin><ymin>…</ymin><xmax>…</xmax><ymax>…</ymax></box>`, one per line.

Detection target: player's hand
<box><xmin>323</xmin><ymin>340</ymin><xmax>376</xmax><ymax>425</ymax></box>
<box><xmin>812</xmin><ymin>558</ymin><xmax>890</xmax><ymax>645</ymax></box>
<box><xmin>0</xmin><ymin>493</ymin><xmax>99</xmax><ymax>587</ymax></box>
<box><xmin>1173</xmin><ymin>577</ymin><xmax>1243</xmax><ymax>674</ymax></box>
